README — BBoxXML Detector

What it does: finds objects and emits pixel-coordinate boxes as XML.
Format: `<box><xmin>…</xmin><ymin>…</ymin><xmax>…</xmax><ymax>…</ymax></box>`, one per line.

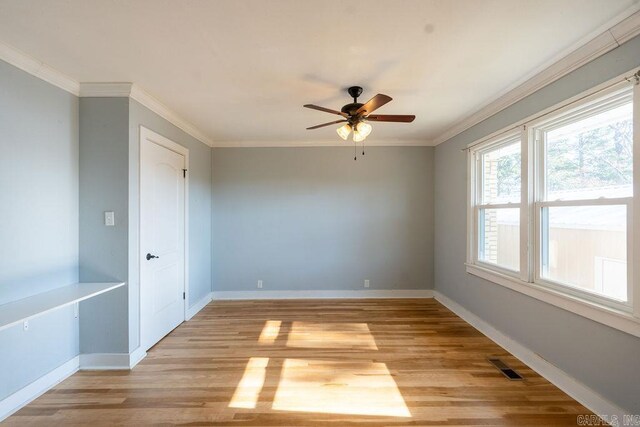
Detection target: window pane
<box><xmin>481</xmin><ymin>141</ymin><xmax>521</xmax><ymax>204</ymax></box>
<box><xmin>541</xmin><ymin>205</ymin><xmax>627</xmax><ymax>301</ymax></box>
<box><xmin>545</xmin><ymin>102</ymin><xmax>633</xmax><ymax>201</ymax></box>
<box><xmin>479</xmin><ymin>208</ymin><xmax>519</xmax><ymax>271</ymax></box>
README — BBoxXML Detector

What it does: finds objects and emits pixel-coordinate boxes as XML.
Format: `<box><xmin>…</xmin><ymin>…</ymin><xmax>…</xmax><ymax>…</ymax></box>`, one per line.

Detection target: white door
<box><xmin>140</xmin><ymin>131</ymin><xmax>186</xmax><ymax>351</ymax></box>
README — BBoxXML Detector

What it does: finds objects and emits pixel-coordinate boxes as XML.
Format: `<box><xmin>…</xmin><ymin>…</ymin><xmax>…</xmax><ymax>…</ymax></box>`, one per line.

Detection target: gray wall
<box><xmin>434</xmin><ymin>35</ymin><xmax>640</xmax><ymax>412</ymax></box>
<box><xmin>128</xmin><ymin>99</ymin><xmax>212</xmax><ymax>352</ymax></box>
<box><xmin>79</xmin><ymin>97</ymin><xmax>130</xmax><ymax>354</ymax></box>
<box><xmin>212</xmin><ymin>146</ymin><xmax>434</xmax><ymax>292</ymax></box>
<box><xmin>0</xmin><ymin>59</ymin><xmax>79</xmax><ymax>399</ymax></box>
<box><xmin>78</xmin><ymin>98</ymin><xmax>213</xmax><ymax>355</ymax></box>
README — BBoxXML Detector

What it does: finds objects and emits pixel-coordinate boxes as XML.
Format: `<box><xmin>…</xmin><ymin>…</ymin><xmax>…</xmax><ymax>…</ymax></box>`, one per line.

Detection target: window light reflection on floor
<box><xmin>229</xmin><ymin>320</ymin><xmax>410</xmax><ymax>418</ymax></box>
<box><xmin>259</xmin><ymin>320</ymin><xmax>282</xmax><ymax>344</ymax></box>
<box><xmin>286</xmin><ymin>321</ymin><xmax>378</xmax><ymax>350</ymax></box>
<box><xmin>272</xmin><ymin>358</ymin><xmax>411</xmax><ymax>417</ymax></box>
<box><xmin>228</xmin><ymin>357</ymin><xmax>269</xmax><ymax>409</ymax></box>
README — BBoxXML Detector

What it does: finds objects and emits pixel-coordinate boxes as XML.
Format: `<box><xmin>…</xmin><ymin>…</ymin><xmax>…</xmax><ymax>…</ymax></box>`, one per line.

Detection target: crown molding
<box><xmin>3</xmin><ymin>6</ymin><xmax>638</xmax><ymax>150</ymax></box>
<box><xmin>128</xmin><ymin>85</ymin><xmax>215</xmax><ymax>147</ymax></box>
<box><xmin>0</xmin><ymin>41</ymin><xmax>80</xmax><ymax>95</ymax></box>
<box><xmin>79</xmin><ymin>82</ymin><xmax>133</xmax><ymax>97</ymax></box>
<box><xmin>79</xmin><ymin>82</ymin><xmax>214</xmax><ymax>147</ymax></box>
<box><xmin>210</xmin><ymin>139</ymin><xmax>434</xmax><ymax>148</ymax></box>
<box><xmin>0</xmin><ymin>41</ymin><xmax>214</xmax><ymax>148</ymax></box>
<box><xmin>432</xmin><ymin>9</ymin><xmax>640</xmax><ymax>146</ymax></box>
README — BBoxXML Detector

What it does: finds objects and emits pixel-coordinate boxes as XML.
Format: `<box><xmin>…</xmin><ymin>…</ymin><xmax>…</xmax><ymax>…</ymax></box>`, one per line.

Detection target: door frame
<box><xmin>138</xmin><ymin>126</ymin><xmax>189</xmax><ymax>350</ymax></box>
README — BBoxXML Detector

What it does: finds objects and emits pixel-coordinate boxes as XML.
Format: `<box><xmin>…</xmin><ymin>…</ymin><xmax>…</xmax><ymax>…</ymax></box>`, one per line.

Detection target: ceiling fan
<box><xmin>304</xmin><ymin>86</ymin><xmax>415</xmax><ymax>143</ymax></box>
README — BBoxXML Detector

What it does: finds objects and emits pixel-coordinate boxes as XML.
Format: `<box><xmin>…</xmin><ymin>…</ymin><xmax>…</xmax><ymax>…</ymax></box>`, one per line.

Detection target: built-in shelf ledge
<box><xmin>0</xmin><ymin>282</ymin><xmax>125</xmax><ymax>332</ymax></box>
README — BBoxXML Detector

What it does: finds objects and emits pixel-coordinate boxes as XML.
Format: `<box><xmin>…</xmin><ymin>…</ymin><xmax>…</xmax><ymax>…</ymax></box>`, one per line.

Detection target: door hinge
<box><xmin>182</xmin><ymin>169</ymin><xmax>187</xmax><ymax>178</ymax></box>
<box><xmin>183</xmin><ymin>292</ymin><xmax>186</xmax><ymax>300</ymax></box>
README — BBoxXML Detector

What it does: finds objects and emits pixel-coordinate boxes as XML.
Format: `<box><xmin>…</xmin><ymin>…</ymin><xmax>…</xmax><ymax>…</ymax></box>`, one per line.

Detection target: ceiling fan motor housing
<box><xmin>342</xmin><ymin>86</ymin><xmax>365</xmax><ymax>117</ymax></box>
<box><xmin>304</xmin><ymin>87</ymin><xmax>414</xmax><ymax>131</ymax></box>
<box><xmin>341</xmin><ymin>102</ymin><xmax>364</xmax><ymax>117</ymax></box>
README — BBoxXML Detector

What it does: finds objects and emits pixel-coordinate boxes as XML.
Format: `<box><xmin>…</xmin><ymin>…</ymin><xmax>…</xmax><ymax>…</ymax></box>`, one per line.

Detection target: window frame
<box><xmin>465</xmin><ymin>70</ymin><xmax>640</xmax><ymax>338</ymax></box>
<box><xmin>530</xmin><ymin>86</ymin><xmax>634</xmax><ymax>312</ymax></box>
<box><xmin>471</xmin><ymin>133</ymin><xmax>523</xmax><ymax>278</ymax></box>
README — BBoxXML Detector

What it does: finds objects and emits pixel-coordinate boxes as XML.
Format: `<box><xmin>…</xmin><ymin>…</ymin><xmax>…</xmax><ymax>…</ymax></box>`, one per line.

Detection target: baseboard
<box><xmin>79</xmin><ymin>349</ymin><xmax>147</xmax><ymax>370</ymax></box>
<box><xmin>212</xmin><ymin>289</ymin><xmax>433</xmax><ymax>300</ymax></box>
<box><xmin>186</xmin><ymin>292</ymin><xmax>213</xmax><ymax>320</ymax></box>
<box><xmin>0</xmin><ymin>355</ymin><xmax>80</xmax><ymax>421</ymax></box>
<box><xmin>433</xmin><ymin>291</ymin><xmax>630</xmax><ymax>420</ymax></box>
<box><xmin>128</xmin><ymin>346</ymin><xmax>147</xmax><ymax>369</ymax></box>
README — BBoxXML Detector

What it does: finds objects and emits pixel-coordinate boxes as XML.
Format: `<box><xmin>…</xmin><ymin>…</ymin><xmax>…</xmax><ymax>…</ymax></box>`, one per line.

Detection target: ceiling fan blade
<box><xmin>303</xmin><ymin>104</ymin><xmax>348</xmax><ymax>117</ymax></box>
<box><xmin>366</xmin><ymin>114</ymin><xmax>415</xmax><ymax>123</ymax></box>
<box><xmin>306</xmin><ymin>119</ymin><xmax>348</xmax><ymax>130</ymax></box>
<box><xmin>355</xmin><ymin>94</ymin><xmax>392</xmax><ymax>115</ymax></box>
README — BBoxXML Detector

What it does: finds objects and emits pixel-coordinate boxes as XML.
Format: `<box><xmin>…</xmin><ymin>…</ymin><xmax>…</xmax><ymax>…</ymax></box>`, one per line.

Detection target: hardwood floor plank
<box><xmin>5</xmin><ymin>299</ymin><xmax>597</xmax><ymax>425</ymax></box>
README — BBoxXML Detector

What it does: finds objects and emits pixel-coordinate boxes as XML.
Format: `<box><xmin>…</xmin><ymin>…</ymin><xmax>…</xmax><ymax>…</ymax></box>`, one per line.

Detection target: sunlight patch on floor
<box><xmin>272</xmin><ymin>358</ymin><xmax>411</xmax><ymax>417</ymax></box>
<box><xmin>286</xmin><ymin>321</ymin><xmax>378</xmax><ymax>350</ymax></box>
<box><xmin>259</xmin><ymin>320</ymin><xmax>282</xmax><ymax>344</ymax></box>
<box><xmin>228</xmin><ymin>357</ymin><xmax>269</xmax><ymax>409</ymax></box>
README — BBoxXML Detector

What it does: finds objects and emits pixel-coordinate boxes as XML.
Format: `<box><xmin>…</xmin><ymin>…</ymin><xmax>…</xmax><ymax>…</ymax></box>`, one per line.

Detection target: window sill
<box><xmin>465</xmin><ymin>263</ymin><xmax>640</xmax><ymax>338</ymax></box>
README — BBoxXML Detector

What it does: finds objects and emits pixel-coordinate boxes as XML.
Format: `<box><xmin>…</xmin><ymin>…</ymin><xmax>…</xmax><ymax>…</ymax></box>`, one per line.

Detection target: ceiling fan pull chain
<box><xmin>354</xmin><ymin>142</ymin><xmax>357</xmax><ymax>161</ymax></box>
<box><xmin>362</xmin><ymin>141</ymin><xmax>365</xmax><ymax>156</ymax></box>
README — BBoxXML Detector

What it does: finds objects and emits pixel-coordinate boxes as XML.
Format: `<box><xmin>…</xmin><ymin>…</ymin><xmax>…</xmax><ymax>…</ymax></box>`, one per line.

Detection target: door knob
<box><xmin>146</xmin><ymin>253</ymin><xmax>159</xmax><ymax>260</ymax></box>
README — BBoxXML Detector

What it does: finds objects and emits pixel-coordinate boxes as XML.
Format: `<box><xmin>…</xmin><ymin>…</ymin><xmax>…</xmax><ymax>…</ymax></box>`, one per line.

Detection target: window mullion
<box><xmin>477</xmin><ymin>203</ymin><xmax>521</xmax><ymax>209</ymax></box>
<box><xmin>539</xmin><ymin>198</ymin><xmax>632</xmax><ymax>207</ymax></box>
<box><xmin>521</xmin><ymin>126</ymin><xmax>532</xmax><ymax>283</ymax></box>
<box><xmin>633</xmin><ymin>81</ymin><xmax>640</xmax><ymax>318</ymax></box>
<box><xmin>534</xmin><ymin>129</ymin><xmax>545</xmax><ymax>286</ymax></box>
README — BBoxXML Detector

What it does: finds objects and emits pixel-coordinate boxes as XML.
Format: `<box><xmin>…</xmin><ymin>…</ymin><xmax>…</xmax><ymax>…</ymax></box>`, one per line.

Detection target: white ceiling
<box><xmin>0</xmin><ymin>0</ymin><xmax>638</xmax><ymax>145</ymax></box>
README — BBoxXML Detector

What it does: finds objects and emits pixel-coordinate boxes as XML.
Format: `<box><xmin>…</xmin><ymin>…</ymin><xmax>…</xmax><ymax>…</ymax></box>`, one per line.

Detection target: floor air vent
<box><xmin>488</xmin><ymin>358</ymin><xmax>523</xmax><ymax>380</ymax></box>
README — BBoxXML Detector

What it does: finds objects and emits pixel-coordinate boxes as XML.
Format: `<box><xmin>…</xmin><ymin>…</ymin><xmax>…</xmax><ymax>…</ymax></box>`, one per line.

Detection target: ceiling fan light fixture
<box><xmin>336</xmin><ymin>123</ymin><xmax>352</xmax><ymax>140</ymax></box>
<box><xmin>356</xmin><ymin>121</ymin><xmax>372</xmax><ymax>138</ymax></box>
<box><xmin>353</xmin><ymin>121</ymin><xmax>372</xmax><ymax>142</ymax></box>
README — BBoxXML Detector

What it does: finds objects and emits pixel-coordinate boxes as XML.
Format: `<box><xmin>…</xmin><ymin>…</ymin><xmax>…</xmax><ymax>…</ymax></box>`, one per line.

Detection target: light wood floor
<box><xmin>7</xmin><ymin>299</ymin><xmax>593</xmax><ymax>426</ymax></box>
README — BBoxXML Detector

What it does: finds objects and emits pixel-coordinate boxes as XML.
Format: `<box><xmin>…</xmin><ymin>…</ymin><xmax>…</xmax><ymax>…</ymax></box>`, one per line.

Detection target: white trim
<box><xmin>433</xmin><ymin>291</ymin><xmax>631</xmax><ymax>420</ymax></box>
<box><xmin>79</xmin><ymin>350</ymin><xmax>147</xmax><ymax>370</ymax></box>
<box><xmin>78</xmin><ymin>82</ymin><xmax>215</xmax><ymax>148</ymax></box>
<box><xmin>464</xmin><ymin>71</ymin><xmax>634</xmax><ymax>152</ymax></box>
<box><xmin>433</xmin><ymin>9</ymin><xmax>640</xmax><ymax>146</ymax></box>
<box><xmin>139</xmin><ymin>126</ymin><xmax>189</xmax><ymax>350</ymax></box>
<box><xmin>466</xmin><ymin>263</ymin><xmax>640</xmax><ymax>338</ymax></box>
<box><xmin>186</xmin><ymin>292</ymin><xmax>213</xmax><ymax>320</ymax></box>
<box><xmin>633</xmin><ymin>81</ymin><xmax>640</xmax><ymax>319</ymax></box>
<box><xmin>130</xmin><ymin>85</ymin><xmax>215</xmax><ymax>147</ymax></box>
<box><xmin>79</xmin><ymin>82</ymin><xmax>133</xmax><ymax>97</ymax></box>
<box><xmin>211</xmin><ymin>139</ymin><xmax>434</xmax><ymax>148</ymax></box>
<box><xmin>0</xmin><ymin>41</ymin><xmax>80</xmax><ymax>95</ymax></box>
<box><xmin>79</xmin><ymin>353</ymin><xmax>130</xmax><ymax>370</ymax></box>
<box><xmin>0</xmin><ymin>356</ymin><xmax>80</xmax><ymax>421</ymax></box>
<box><xmin>128</xmin><ymin>347</ymin><xmax>147</xmax><ymax>369</ymax></box>
<box><xmin>212</xmin><ymin>289</ymin><xmax>433</xmax><ymax>300</ymax></box>
<box><xmin>3</xmin><ymin>6</ymin><xmax>639</xmax><ymax>150</ymax></box>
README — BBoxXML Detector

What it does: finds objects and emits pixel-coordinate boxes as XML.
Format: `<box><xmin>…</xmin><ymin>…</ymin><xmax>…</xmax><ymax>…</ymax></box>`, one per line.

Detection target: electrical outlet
<box><xmin>364</xmin><ymin>279</ymin><xmax>370</xmax><ymax>288</ymax></box>
<box><xmin>23</xmin><ymin>320</ymin><xmax>29</xmax><ymax>331</ymax></box>
<box><xmin>257</xmin><ymin>280</ymin><xmax>263</xmax><ymax>289</ymax></box>
<box><xmin>104</xmin><ymin>211</ymin><xmax>115</xmax><ymax>226</ymax></box>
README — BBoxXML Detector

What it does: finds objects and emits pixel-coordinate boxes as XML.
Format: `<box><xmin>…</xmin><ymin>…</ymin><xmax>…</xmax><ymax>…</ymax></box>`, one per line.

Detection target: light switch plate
<box><xmin>104</xmin><ymin>211</ymin><xmax>115</xmax><ymax>226</ymax></box>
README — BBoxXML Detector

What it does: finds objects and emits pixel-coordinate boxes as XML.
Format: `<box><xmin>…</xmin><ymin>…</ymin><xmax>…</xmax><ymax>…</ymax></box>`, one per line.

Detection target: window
<box><xmin>467</xmin><ymin>72</ymin><xmax>639</xmax><ymax>335</ymax></box>
<box><xmin>534</xmin><ymin>89</ymin><xmax>633</xmax><ymax>306</ymax></box>
<box><xmin>473</xmin><ymin>136</ymin><xmax>521</xmax><ymax>273</ymax></box>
